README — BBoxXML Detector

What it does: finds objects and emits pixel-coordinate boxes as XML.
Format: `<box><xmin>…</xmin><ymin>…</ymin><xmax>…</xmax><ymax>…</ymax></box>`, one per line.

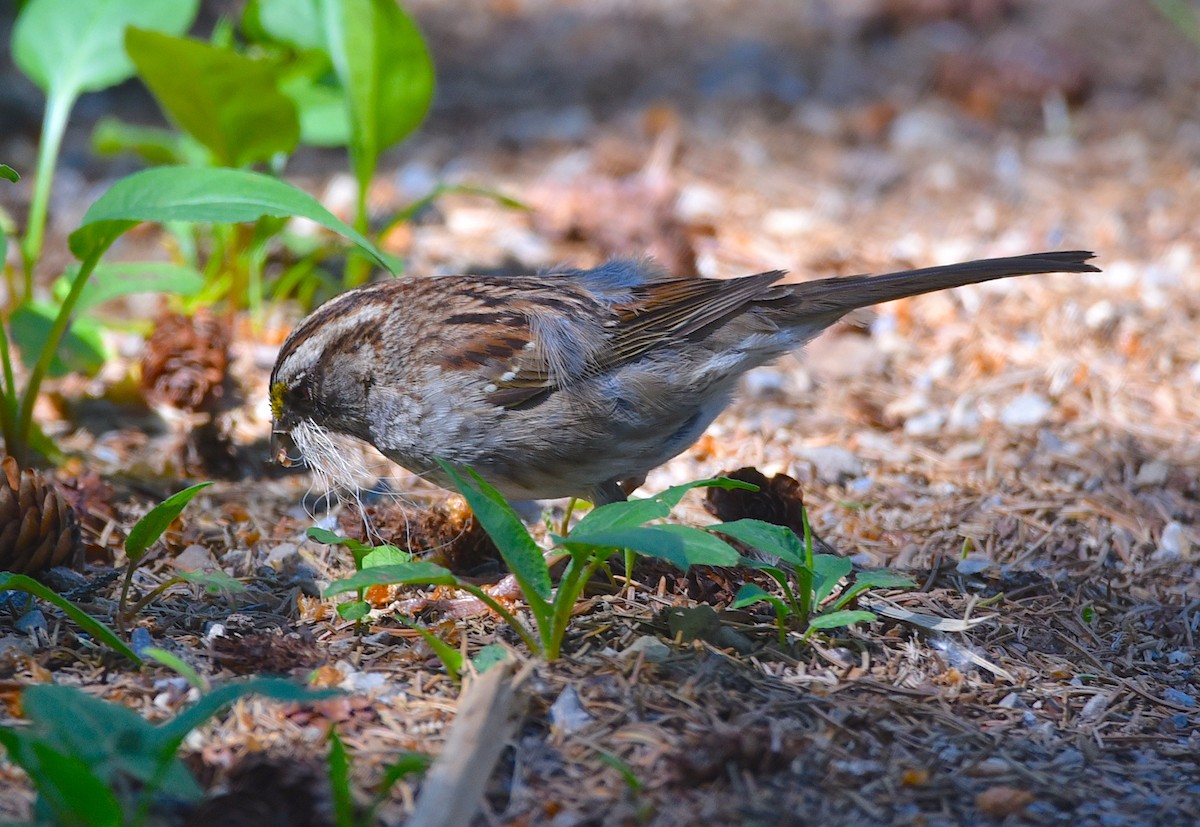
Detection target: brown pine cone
<box><xmin>0</xmin><ymin>456</ymin><xmax>83</xmax><ymax>574</ymax></box>
<box><xmin>140</xmin><ymin>308</ymin><xmax>231</xmax><ymax>413</ymax></box>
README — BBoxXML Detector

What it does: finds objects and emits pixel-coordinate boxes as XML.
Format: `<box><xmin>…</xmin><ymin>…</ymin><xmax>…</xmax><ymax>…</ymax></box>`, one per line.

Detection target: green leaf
<box><xmin>153</xmin><ymin>678</ymin><xmax>339</xmax><ymax>752</ymax></box>
<box><xmin>731</xmin><ymin>583</ymin><xmax>787</xmax><ymax>614</ymax></box>
<box><xmin>19</xmin><ymin>684</ymin><xmax>201</xmax><ymax>801</ymax></box>
<box><xmin>53</xmin><ymin>262</ymin><xmax>206</xmax><ymax>315</ymax></box>
<box><xmin>124</xmin><ymin>482</ymin><xmax>213</xmax><ymax>563</ymax></box>
<box><xmin>91</xmin><ymin>116</ymin><xmax>199</xmax><ymax>165</ymax></box>
<box><xmin>281</xmin><ymin>72</ymin><xmax>353</xmax><ymax>146</ymax></box>
<box><xmin>471</xmin><ymin>644</ymin><xmax>510</xmax><ymax>674</ymax></box>
<box><xmin>362</xmin><ymin>544</ymin><xmax>410</xmax><ymax>567</ymax></box>
<box><xmin>175</xmin><ymin>569</ymin><xmax>247</xmax><ymax>596</ymax></box>
<box><xmin>830</xmin><ymin>568</ymin><xmax>916</xmax><ymax>611</ymax></box>
<box><xmin>377</xmin><ymin>750</ymin><xmax>431</xmax><ymax>785</ymax></box>
<box><xmin>327</xmin><ymin>730</ymin><xmax>355</xmax><ymax>827</ymax></box>
<box><xmin>9</xmin><ymin>300</ymin><xmax>107</xmax><ymax>378</ymax></box>
<box><xmin>812</xmin><ymin>554</ymin><xmax>853</xmax><ymax>605</ymax></box>
<box><xmin>394</xmin><ymin>614</ymin><xmax>464</xmax><ymax>677</ymax></box>
<box><xmin>125</xmin><ymin>28</ymin><xmax>300</xmax><ymax>167</ymax></box>
<box><xmin>142</xmin><ymin>646</ymin><xmax>207</xmax><ymax>690</ymax></box>
<box><xmin>248</xmin><ymin>0</ymin><xmax>325</xmax><ymax>50</ymax></box>
<box><xmin>323</xmin><ymin>562</ymin><xmax>459</xmax><ymax>597</ymax></box>
<box><xmin>68</xmin><ymin>166</ymin><xmax>395</xmax><ymax>271</ymax></box>
<box><xmin>710</xmin><ymin>519</ymin><xmax>806</xmax><ymax>565</ymax></box>
<box><xmin>565</xmin><ymin>525</ymin><xmax>739</xmax><ymax>570</ymax></box>
<box><xmin>318</xmin><ymin>0</ymin><xmax>435</xmax><ymax>190</ymax></box>
<box><xmin>337</xmin><ymin>600</ymin><xmax>370</xmax><ymax>621</ymax></box>
<box><xmin>440</xmin><ymin>463</ymin><xmax>552</xmax><ymax>604</ymax></box>
<box><xmin>21</xmin><ymin>740</ymin><xmax>125</xmax><ymax>827</ymax></box>
<box><xmin>0</xmin><ymin>164</ymin><xmax>18</xmax><ymax>182</ymax></box>
<box><xmin>306</xmin><ymin>526</ymin><xmax>352</xmax><ymax>546</ymax></box>
<box><xmin>0</xmin><ymin>574</ymin><xmax>140</xmax><ymax>663</ymax></box>
<box><xmin>851</xmin><ymin>569</ymin><xmax>917</xmax><ymax>590</ymax></box>
<box><xmin>806</xmin><ymin>609</ymin><xmax>876</xmax><ymax>631</ymax></box>
<box><xmin>572</xmin><ymin>478</ymin><xmax>756</xmax><ymax>535</ymax></box>
<box><xmin>13</xmin><ymin>0</ymin><xmax>198</xmax><ymax>96</ymax></box>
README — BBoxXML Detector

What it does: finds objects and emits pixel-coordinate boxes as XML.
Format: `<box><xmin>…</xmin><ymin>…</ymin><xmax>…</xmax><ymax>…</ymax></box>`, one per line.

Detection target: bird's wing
<box><xmin>606</xmin><ymin>271</ymin><xmax>784</xmax><ymax>363</ymax></box>
<box><xmin>435</xmin><ymin>271</ymin><xmax>784</xmax><ymax>410</ymax></box>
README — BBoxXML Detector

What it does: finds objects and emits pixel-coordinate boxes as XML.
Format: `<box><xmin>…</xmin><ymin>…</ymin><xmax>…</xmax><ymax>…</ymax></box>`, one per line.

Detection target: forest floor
<box><xmin>0</xmin><ymin>1</ymin><xmax>1198</xmax><ymax>824</ymax></box>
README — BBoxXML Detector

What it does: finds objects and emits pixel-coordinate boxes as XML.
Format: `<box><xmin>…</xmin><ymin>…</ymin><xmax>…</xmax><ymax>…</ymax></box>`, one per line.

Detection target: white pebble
<box><xmin>999</xmin><ymin>393</ymin><xmax>1051</xmax><ymax>428</ymax></box>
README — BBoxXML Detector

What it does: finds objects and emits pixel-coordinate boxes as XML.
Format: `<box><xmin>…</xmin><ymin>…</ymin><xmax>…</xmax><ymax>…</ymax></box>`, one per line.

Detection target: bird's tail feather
<box><xmin>783</xmin><ymin>251</ymin><xmax>1099</xmax><ymax>315</ymax></box>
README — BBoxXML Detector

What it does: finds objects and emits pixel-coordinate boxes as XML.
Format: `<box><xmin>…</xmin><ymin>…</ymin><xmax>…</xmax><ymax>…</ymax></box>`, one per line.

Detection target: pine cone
<box><xmin>0</xmin><ymin>457</ymin><xmax>83</xmax><ymax>574</ymax></box>
<box><xmin>140</xmin><ymin>308</ymin><xmax>231</xmax><ymax>412</ymax></box>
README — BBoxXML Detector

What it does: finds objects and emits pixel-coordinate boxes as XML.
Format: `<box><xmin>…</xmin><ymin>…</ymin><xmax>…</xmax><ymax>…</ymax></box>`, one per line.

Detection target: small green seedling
<box><xmin>327</xmin><ymin>728</ymin><xmax>431</xmax><ymax>827</ymax></box>
<box><xmin>0</xmin><ymin>573</ymin><xmax>139</xmax><ymax>664</ymax></box>
<box><xmin>117</xmin><ymin>482</ymin><xmax>249</xmax><ymax>625</ymax></box>
<box><xmin>717</xmin><ymin>509</ymin><xmax>915</xmax><ymax>644</ymax></box>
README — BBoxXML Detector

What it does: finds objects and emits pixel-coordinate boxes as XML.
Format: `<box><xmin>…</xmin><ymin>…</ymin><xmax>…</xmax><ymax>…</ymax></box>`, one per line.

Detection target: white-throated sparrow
<box><xmin>270</xmin><ymin>251</ymin><xmax>1098</xmax><ymax>503</ymax></box>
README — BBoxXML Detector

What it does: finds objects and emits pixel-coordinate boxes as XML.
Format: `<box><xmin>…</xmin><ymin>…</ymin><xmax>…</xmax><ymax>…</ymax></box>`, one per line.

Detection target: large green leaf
<box><xmin>125</xmin><ymin>28</ymin><xmax>300</xmax><ymax>167</ymax></box>
<box><xmin>68</xmin><ymin>166</ymin><xmax>395</xmax><ymax>270</ymax></box>
<box><xmin>19</xmin><ymin>685</ymin><xmax>201</xmax><ymax>802</ymax></box>
<box><xmin>564</xmin><ymin>525</ymin><xmax>739</xmax><ymax>570</ymax></box>
<box><xmin>317</xmin><ymin>0</ymin><xmax>435</xmax><ymax>188</ymax></box>
<box><xmin>12</xmin><ymin>0</ymin><xmax>198</xmax><ymax>96</ymax></box>
<box><xmin>571</xmin><ymin>478</ymin><xmax>756</xmax><ymax>536</ymax></box>
<box><xmin>124</xmin><ymin>482</ymin><xmax>213</xmax><ymax>563</ymax></box>
<box><xmin>54</xmin><ymin>262</ymin><xmax>206</xmax><ymax>315</ymax></box>
<box><xmin>441</xmin><ymin>463</ymin><xmax>553</xmax><ymax>604</ymax></box>
<box><xmin>10</xmin><ymin>739</ymin><xmax>125</xmax><ymax>827</ymax></box>
<box><xmin>709</xmin><ymin>519</ymin><xmax>806</xmax><ymax>565</ymax></box>
<box><xmin>153</xmin><ymin>678</ymin><xmax>338</xmax><ymax>750</ymax></box>
<box><xmin>8</xmin><ymin>300</ymin><xmax>106</xmax><ymax>378</ymax></box>
<box><xmin>0</xmin><ymin>164</ymin><xmax>18</xmax><ymax>182</ymax></box>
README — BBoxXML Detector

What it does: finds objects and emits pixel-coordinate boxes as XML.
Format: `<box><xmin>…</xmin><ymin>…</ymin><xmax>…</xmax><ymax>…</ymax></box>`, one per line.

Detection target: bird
<box><xmin>269</xmin><ymin>251</ymin><xmax>1099</xmax><ymax>505</ymax></box>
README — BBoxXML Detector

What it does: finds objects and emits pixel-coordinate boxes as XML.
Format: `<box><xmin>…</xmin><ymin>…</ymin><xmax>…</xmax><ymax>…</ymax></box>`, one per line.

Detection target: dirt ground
<box><xmin>1</xmin><ymin>0</ymin><xmax>1198</xmax><ymax>825</ymax></box>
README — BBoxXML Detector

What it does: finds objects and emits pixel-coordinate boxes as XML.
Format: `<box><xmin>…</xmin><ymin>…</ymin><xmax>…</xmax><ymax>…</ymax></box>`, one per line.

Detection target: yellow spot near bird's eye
<box><xmin>270</xmin><ymin>381</ymin><xmax>285</xmax><ymax>420</ymax></box>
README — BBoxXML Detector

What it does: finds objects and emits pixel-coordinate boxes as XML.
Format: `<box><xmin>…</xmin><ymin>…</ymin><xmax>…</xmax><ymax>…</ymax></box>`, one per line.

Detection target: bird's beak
<box><xmin>270</xmin><ymin>429</ymin><xmax>298</xmax><ymax>467</ymax></box>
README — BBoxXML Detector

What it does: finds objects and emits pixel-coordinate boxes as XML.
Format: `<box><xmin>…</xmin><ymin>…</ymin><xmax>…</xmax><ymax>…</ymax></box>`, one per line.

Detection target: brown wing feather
<box><xmin>609</xmin><ymin>271</ymin><xmax>784</xmax><ymax>362</ymax></box>
<box><xmin>436</xmin><ymin>271</ymin><xmax>786</xmax><ymax>409</ymax></box>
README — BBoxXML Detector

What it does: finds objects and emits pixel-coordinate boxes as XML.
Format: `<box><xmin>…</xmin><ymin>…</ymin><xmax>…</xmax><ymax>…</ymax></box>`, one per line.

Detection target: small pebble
<box><xmin>1163</xmin><ymin>689</ymin><xmax>1196</xmax><ymax>708</ymax></box>
<box><xmin>1000</xmin><ymin>392</ymin><xmax>1051</xmax><ymax>427</ymax></box>
<box><xmin>548</xmin><ymin>685</ymin><xmax>592</xmax><ymax>735</ymax></box>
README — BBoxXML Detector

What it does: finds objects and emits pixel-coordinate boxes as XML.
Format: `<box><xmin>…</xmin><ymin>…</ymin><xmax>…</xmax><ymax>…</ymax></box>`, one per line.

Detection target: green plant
<box><xmin>319</xmin><ymin>467</ymin><xmax>751</xmax><ymax>660</ymax></box>
<box><xmin>327</xmin><ymin>729</ymin><xmax>430</xmax><ymax>827</ymax></box>
<box><xmin>717</xmin><ymin>511</ymin><xmax>915</xmax><ymax>644</ymax></box>
<box><xmin>91</xmin><ymin>0</ymin><xmax>437</xmax><ymax>305</ymax></box>
<box><xmin>0</xmin><ymin>161</ymin><xmax>393</xmax><ymax>464</ymax></box>
<box><xmin>0</xmin><ymin>678</ymin><xmax>334</xmax><ymax>827</ymax></box>
<box><xmin>115</xmin><ymin>480</ymin><xmax>247</xmax><ymax>625</ymax></box>
<box><xmin>10</xmin><ymin>0</ymin><xmax>199</xmax><ymax>286</ymax></box>
<box><xmin>0</xmin><ymin>573</ymin><xmax>139</xmax><ymax>664</ymax></box>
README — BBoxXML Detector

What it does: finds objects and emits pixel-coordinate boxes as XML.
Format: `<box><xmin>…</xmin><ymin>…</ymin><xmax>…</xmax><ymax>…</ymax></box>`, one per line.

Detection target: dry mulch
<box><xmin>1</xmin><ymin>0</ymin><xmax>1198</xmax><ymax>824</ymax></box>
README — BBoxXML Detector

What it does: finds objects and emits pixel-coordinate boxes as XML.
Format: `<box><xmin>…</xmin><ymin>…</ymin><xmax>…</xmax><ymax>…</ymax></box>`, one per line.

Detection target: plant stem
<box><xmin>16</xmin><ymin>246</ymin><xmax>104</xmax><ymax>453</ymax></box>
<box><xmin>20</xmin><ymin>89</ymin><xmax>73</xmax><ymax>293</ymax></box>
<box><xmin>456</xmin><ymin>583</ymin><xmax>540</xmax><ymax>654</ymax></box>
<box><xmin>0</xmin><ymin>331</ymin><xmax>18</xmax><ymax>458</ymax></box>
